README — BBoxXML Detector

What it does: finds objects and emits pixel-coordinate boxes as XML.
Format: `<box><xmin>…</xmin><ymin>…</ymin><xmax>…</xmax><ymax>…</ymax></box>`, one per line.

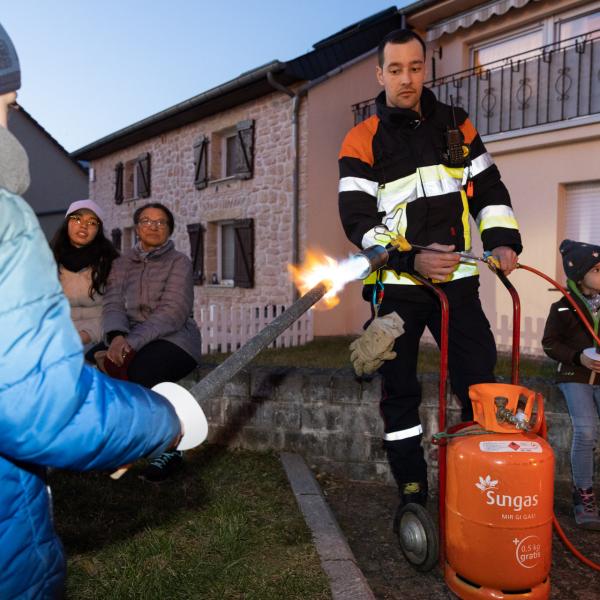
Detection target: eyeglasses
<box><xmin>68</xmin><ymin>214</ymin><xmax>100</xmax><ymax>228</ymax></box>
<box><xmin>139</xmin><ymin>217</ymin><xmax>169</xmax><ymax>229</ymax></box>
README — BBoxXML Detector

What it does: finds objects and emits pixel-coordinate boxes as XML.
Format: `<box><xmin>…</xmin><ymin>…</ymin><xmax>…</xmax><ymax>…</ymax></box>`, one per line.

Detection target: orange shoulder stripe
<box><xmin>459</xmin><ymin>118</ymin><xmax>477</xmax><ymax>145</ymax></box>
<box><xmin>338</xmin><ymin>115</ymin><xmax>379</xmax><ymax>166</ymax></box>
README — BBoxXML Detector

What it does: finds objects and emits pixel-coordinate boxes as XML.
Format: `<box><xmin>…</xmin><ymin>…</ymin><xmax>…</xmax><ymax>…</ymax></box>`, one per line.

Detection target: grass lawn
<box><xmin>52</xmin><ymin>447</ymin><xmax>330</xmax><ymax>600</ymax></box>
<box><xmin>203</xmin><ymin>335</ymin><xmax>555</xmax><ymax>380</ymax></box>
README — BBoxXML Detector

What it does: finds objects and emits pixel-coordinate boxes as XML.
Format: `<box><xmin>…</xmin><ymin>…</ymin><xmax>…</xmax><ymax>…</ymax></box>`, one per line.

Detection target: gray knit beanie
<box><xmin>0</xmin><ymin>23</ymin><xmax>20</xmax><ymax>94</ymax></box>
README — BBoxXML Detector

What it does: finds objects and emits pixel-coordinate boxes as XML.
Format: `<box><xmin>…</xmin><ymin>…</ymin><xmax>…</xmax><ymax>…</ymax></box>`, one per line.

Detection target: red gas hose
<box><xmin>518</xmin><ymin>263</ymin><xmax>600</xmax><ymax>347</ymax></box>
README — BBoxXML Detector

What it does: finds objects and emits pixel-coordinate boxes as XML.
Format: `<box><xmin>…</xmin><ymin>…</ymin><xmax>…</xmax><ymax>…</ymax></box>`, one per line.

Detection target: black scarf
<box><xmin>60</xmin><ymin>243</ymin><xmax>100</xmax><ymax>273</ymax></box>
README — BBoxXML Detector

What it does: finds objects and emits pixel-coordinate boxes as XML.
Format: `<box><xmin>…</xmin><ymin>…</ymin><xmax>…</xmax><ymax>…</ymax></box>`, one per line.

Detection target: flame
<box><xmin>288</xmin><ymin>249</ymin><xmax>370</xmax><ymax>309</ymax></box>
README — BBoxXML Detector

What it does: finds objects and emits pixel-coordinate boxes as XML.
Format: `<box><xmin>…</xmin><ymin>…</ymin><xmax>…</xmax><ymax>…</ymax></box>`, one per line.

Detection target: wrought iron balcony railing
<box><xmin>352</xmin><ymin>29</ymin><xmax>600</xmax><ymax>136</ymax></box>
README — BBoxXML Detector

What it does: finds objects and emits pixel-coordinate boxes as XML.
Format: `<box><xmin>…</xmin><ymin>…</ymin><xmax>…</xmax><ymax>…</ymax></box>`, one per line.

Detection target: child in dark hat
<box><xmin>542</xmin><ymin>239</ymin><xmax>600</xmax><ymax>529</ymax></box>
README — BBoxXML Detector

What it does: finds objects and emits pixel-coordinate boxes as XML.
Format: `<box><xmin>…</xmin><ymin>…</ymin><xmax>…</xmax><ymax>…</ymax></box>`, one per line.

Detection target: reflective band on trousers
<box><xmin>383</xmin><ymin>424</ymin><xmax>423</xmax><ymax>441</ymax></box>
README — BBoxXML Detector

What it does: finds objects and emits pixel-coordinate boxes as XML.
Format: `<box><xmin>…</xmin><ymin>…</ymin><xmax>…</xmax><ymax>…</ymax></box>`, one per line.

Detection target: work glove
<box><xmin>349</xmin><ymin>312</ymin><xmax>404</xmax><ymax>376</ymax></box>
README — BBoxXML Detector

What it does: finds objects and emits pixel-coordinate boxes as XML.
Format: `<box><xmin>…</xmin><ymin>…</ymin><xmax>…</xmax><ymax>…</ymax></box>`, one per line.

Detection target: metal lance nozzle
<box><xmin>354</xmin><ymin>245</ymin><xmax>390</xmax><ymax>279</ymax></box>
<box><xmin>190</xmin><ymin>281</ymin><xmax>331</xmax><ymax>406</ymax></box>
<box><xmin>189</xmin><ymin>245</ymin><xmax>396</xmax><ymax>408</ymax></box>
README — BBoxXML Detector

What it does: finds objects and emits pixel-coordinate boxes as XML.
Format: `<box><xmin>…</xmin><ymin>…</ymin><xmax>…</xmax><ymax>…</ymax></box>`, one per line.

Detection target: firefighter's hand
<box><xmin>349</xmin><ymin>312</ymin><xmax>404</xmax><ymax>376</ymax></box>
<box><xmin>490</xmin><ymin>246</ymin><xmax>518</xmax><ymax>276</ymax></box>
<box><xmin>414</xmin><ymin>244</ymin><xmax>460</xmax><ymax>280</ymax></box>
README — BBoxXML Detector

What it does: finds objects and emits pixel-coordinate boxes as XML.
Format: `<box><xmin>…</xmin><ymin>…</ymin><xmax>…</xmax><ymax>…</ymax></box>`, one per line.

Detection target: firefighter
<box><xmin>338</xmin><ymin>29</ymin><xmax>522</xmax><ymax>510</ymax></box>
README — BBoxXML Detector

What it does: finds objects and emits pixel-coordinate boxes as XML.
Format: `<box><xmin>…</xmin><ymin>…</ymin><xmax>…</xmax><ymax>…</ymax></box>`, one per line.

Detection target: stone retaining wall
<box><xmin>180</xmin><ymin>365</ymin><xmax>599</xmax><ymax>489</ymax></box>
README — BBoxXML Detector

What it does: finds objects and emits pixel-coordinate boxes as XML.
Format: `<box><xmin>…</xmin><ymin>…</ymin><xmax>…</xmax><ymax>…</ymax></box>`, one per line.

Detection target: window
<box><xmin>224</xmin><ymin>133</ymin><xmax>239</xmax><ymax>177</ymax></box>
<box><xmin>117</xmin><ymin>153</ymin><xmax>151</xmax><ymax>202</ymax></box>
<box><xmin>209</xmin><ymin>120</ymin><xmax>255</xmax><ymax>181</ymax></box>
<box><xmin>557</xmin><ymin>9</ymin><xmax>600</xmax><ymax>43</ymax></box>
<box><xmin>472</xmin><ymin>26</ymin><xmax>544</xmax><ymax>70</ymax></box>
<box><xmin>122</xmin><ymin>226</ymin><xmax>137</xmax><ymax>251</ymax></box>
<box><xmin>111</xmin><ymin>228</ymin><xmax>122</xmax><ymax>252</ymax></box>
<box><xmin>564</xmin><ymin>181</ymin><xmax>600</xmax><ymax>246</ymax></box>
<box><xmin>193</xmin><ymin>136</ymin><xmax>209</xmax><ymax>190</ymax></box>
<box><xmin>187</xmin><ymin>223</ymin><xmax>205</xmax><ymax>285</ymax></box>
<box><xmin>220</xmin><ymin>223</ymin><xmax>236</xmax><ymax>283</ymax></box>
<box><xmin>210</xmin><ymin>219</ymin><xmax>254</xmax><ymax>288</ymax></box>
<box><xmin>114</xmin><ymin>162</ymin><xmax>124</xmax><ymax>205</ymax></box>
<box><xmin>471</xmin><ymin>5</ymin><xmax>600</xmax><ymax>70</ymax></box>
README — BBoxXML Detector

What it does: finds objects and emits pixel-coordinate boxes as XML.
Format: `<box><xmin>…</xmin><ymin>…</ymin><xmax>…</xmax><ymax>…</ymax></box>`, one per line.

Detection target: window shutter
<box><xmin>233</xmin><ymin>218</ymin><xmax>254</xmax><ymax>288</ymax></box>
<box><xmin>114</xmin><ymin>162</ymin><xmax>124</xmax><ymax>205</ymax></box>
<box><xmin>193</xmin><ymin>137</ymin><xmax>209</xmax><ymax>190</ymax></box>
<box><xmin>111</xmin><ymin>228</ymin><xmax>122</xmax><ymax>252</ymax></box>
<box><xmin>187</xmin><ymin>223</ymin><xmax>205</xmax><ymax>285</ymax></box>
<box><xmin>235</xmin><ymin>119</ymin><xmax>254</xmax><ymax>179</ymax></box>
<box><xmin>136</xmin><ymin>152</ymin><xmax>151</xmax><ymax>198</ymax></box>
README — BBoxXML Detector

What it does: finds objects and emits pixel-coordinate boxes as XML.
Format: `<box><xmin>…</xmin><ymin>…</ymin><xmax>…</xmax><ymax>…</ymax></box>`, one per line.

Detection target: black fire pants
<box><xmin>375</xmin><ymin>276</ymin><xmax>496</xmax><ymax>489</ymax></box>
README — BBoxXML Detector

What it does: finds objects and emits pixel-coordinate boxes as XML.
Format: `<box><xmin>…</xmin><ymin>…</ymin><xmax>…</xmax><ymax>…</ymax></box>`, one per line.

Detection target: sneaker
<box><xmin>573</xmin><ymin>486</ymin><xmax>600</xmax><ymax>530</ymax></box>
<box><xmin>140</xmin><ymin>450</ymin><xmax>183</xmax><ymax>482</ymax></box>
<box><xmin>400</xmin><ymin>481</ymin><xmax>428</xmax><ymax>507</ymax></box>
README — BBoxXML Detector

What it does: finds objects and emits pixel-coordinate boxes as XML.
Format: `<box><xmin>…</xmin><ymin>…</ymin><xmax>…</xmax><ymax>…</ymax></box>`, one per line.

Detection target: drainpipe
<box><xmin>266</xmin><ymin>72</ymin><xmax>305</xmax><ymax>301</ymax></box>
<box><xmin>266</xmin><ymin>48</ymin><xmax>379</xmax><ymax>300</ymax></box>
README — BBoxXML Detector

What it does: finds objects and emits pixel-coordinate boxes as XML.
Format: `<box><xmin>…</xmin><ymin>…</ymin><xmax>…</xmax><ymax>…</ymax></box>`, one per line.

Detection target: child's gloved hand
<box><xmin>349</xmin><ymin>312</ymin><xmax>404</xmax><ymax>376</ymax></box>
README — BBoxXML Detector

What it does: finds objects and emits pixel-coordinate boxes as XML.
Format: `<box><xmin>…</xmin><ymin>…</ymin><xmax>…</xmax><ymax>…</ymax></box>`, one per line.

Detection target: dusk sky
<box><xmin>2</xmin><ymin>1</ymin><xmax>410</xmax><ymax>152</ymax></box>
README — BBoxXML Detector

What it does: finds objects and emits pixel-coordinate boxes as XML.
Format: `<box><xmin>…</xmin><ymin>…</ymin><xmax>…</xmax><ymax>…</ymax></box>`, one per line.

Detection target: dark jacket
<box><xmin>338</xmin><ymin>87</ymin><xmax>522</xmax><ymax>297</ymax></box>
<box><xmin>103</xmin><ymin>240</ymin><xmax>202</xmax><ymax>363</ymax></box>
<box><xmin>0</xmin><ymin>190</ymin><xmax>180</xmax><ymax>599</ymax></box>
<box><xmin>542</xmin><ymin>280</ymin><xmax>600</xmax><ymax>384</ymax></box>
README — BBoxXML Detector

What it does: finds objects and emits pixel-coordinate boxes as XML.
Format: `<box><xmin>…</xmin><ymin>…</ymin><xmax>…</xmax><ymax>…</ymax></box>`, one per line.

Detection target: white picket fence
<box><xmin>199</xmin><ymin>303</ymin><xmax>314</xmax><ymax>354</ymax></box>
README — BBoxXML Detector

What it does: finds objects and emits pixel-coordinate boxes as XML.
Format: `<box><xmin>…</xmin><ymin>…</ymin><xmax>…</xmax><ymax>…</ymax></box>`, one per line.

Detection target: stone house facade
<box><xmin>73</xmin><ymin>7</ymin><xmax>406</xmax><ymax>350</ymax></box>
<box><xmin>88</xmin><ymin>90</ymin><xmax>308</xmax><ymax>328</ymax></box>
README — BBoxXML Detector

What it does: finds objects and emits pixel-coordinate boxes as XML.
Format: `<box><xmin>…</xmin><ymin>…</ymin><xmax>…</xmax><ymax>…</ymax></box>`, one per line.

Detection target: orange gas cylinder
<box><xmin>445</xmin><ymin>383</ymin><xmax>554</xmax><ymax>600</ymax></box>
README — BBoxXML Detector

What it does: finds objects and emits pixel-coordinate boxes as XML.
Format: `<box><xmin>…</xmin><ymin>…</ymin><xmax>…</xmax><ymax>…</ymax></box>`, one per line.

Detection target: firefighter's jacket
<box><xmin>338</xmin><ymin>87</ymin><xmax>522</xmax><ymax>296</ymax></box>
<box><xmin>542</xmin><ymin>280</ymin><xmax>600</xmax><ymax>384</ymax></box>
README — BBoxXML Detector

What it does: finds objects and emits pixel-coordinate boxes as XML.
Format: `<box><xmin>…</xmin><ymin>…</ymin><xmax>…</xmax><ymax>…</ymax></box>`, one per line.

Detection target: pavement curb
<box><xmin>280</xmin><ymin>452</ymin><xmax>376</xmax><ymax>600</ymax></box>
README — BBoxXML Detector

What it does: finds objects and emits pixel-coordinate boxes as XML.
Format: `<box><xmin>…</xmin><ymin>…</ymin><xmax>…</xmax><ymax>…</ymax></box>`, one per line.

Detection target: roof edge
<box><xmin>15</xmin><ymin>106</ymin><xmax>87</xmax><ymax>173</ymax></box>
<box><xmin>72</xmin><ymin>60</ymin><xmax>287</xmax><ymax>160</ymax></box>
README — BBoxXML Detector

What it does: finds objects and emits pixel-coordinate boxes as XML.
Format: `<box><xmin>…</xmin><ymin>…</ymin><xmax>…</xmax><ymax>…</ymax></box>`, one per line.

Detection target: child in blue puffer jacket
<box><xmin>0</xmin><ymin>23</ymin><xmax>185</xmax><ymax>599</ymax></box>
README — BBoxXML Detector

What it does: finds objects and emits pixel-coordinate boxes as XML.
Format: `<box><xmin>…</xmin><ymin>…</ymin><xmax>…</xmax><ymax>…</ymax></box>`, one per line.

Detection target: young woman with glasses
<box><xmin>50</xmin><ymin>199</ymin><xmax>118</xmax><ymax>354</ymax></box>
<box><xmin>102</xmin><ymin>202</ymin><xmax>201</xmax><ymax>482</ymax></box>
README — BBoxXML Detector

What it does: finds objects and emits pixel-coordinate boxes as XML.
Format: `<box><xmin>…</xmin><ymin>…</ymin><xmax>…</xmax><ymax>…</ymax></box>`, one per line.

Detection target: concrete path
<box><xmin>280</xmin><ymin>452</ymin><xmax>376</xmax><ymax>600</ymax></box>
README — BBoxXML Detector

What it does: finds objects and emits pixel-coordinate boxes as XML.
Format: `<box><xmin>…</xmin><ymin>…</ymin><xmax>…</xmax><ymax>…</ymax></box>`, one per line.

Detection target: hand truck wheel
<box><xmin>394</xmin><ymin>502</ymin><xmax>439</xmax><ymax>572</ymax></box>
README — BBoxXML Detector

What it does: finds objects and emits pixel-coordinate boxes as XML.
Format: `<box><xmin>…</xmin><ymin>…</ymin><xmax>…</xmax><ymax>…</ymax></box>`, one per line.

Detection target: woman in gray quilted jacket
<box><xmin>102</xmin><ymin>202</ymin><xmax>201</xmax><ymax>481</ymax></box>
